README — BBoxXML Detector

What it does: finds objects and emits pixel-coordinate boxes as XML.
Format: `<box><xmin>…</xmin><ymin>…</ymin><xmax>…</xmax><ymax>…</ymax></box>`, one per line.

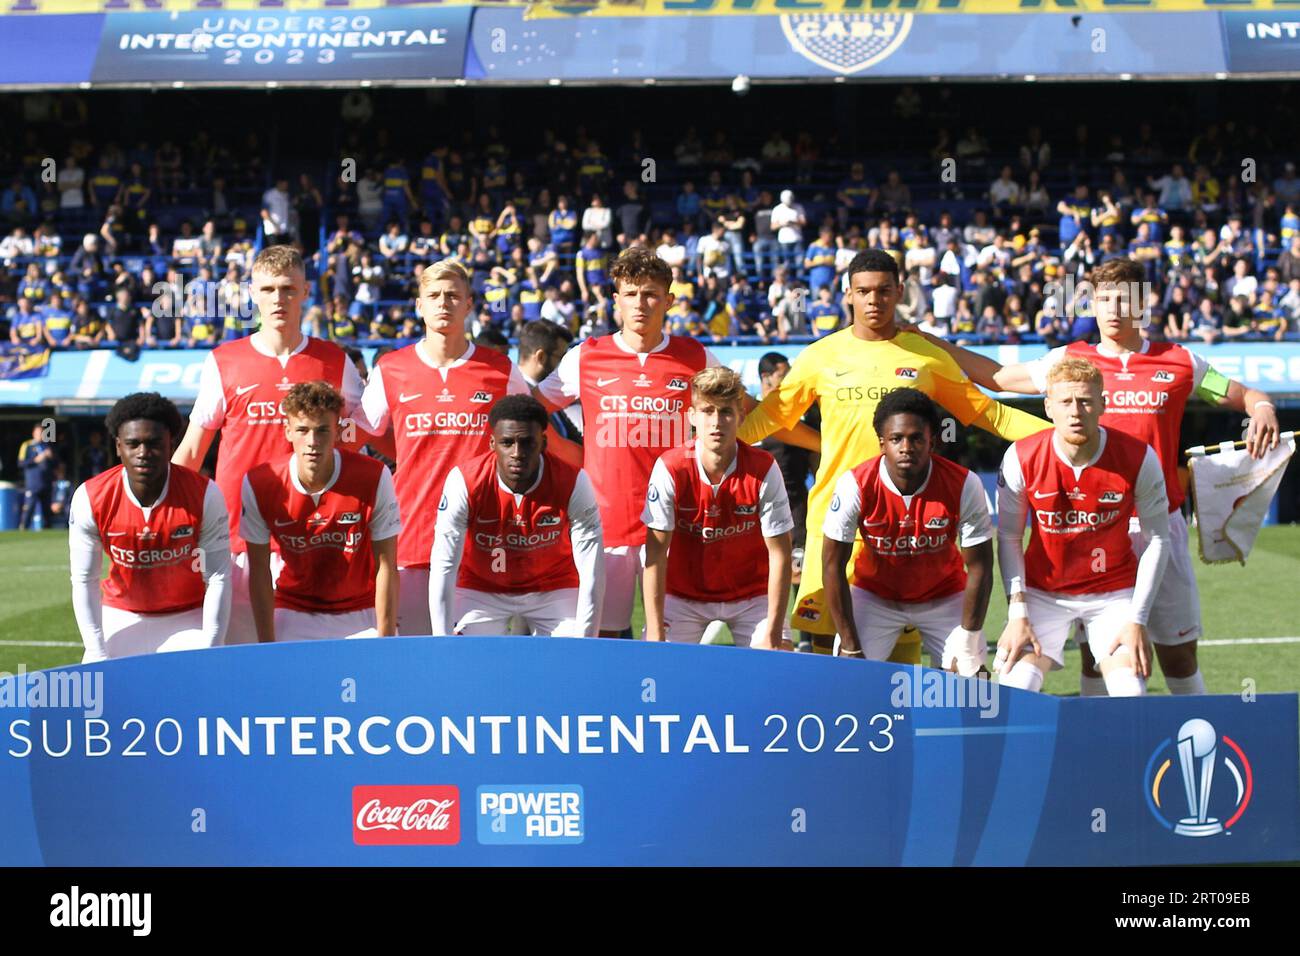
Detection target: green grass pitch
<box><xmin>1</xmin><ymin>525</ymin><xmax>1298</xmax><ymax>697</ymax></box>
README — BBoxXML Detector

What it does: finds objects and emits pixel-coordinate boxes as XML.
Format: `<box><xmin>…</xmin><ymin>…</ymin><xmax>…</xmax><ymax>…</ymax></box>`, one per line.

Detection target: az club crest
<box><xmin>1145</xmin><ymin>718</ymin><xmax>1253</xmax><ymax>837</ymax></box>
<box><xmin>780</xmin><ymin>13</ymin><xmax>913</xmax><ymax>76</ymax></box>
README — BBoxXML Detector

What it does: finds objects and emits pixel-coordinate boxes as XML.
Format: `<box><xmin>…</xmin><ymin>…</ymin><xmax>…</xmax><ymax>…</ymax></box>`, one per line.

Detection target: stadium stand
<box><xmin>1</xmin><ymin>83</ymin><xmax>1298</xmax><ymax>360</ymax></box>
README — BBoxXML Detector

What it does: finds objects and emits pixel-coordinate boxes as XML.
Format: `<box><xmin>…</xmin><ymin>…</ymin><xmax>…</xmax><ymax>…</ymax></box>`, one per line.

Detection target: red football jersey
<box><xmin>542</xmin><ymin>333</ymin><xmax>712</xmax><ymax>548</ymax></box>
<box><xmin>1063</xmin><ymin>340</ymin><xmax>1197</xmax><ymax>510</ymax></box>
<box><xmin>456</xmin><ymin>450</ymin><xmax>582</xmax><ymax>594</ymax></box>
<box><xmin>206</xmin><ymin>336</ymin><xmax>349</xmax><ymax>552</ymax></box>
<box><xmin>370</xmin><ymin>342</ymin><xmax>521</xmax><ymax>569</ymax></box>
<box><xmin>244</xmin><ymin>450</ymin><xmax>389</xmax><ymax>614</ymax></box>
<box><xmin>840</xmin><ymin>454</ymin><xmax>972</xmax><ymax>602</ymax></box>
<box><xmin>84</xmin><ymin>464</ymin><xmax>210</xmax><ymax>614</ymax></box>
<box><xmin>646</xmin><ymin>441</ymin><xmax>787</xmax><ymax>603</ymax></box>
<box><xmin>1015</xmin><ymin>427</ymin><xmax>1148</xmax><ymax>594</ymax></box>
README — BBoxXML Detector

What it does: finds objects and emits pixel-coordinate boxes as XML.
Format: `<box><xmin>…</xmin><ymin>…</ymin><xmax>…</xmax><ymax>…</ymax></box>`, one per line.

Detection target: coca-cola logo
<box><xmin>352</xmin><ymin>785</ymin><xmax>461</xmax><ymax>846</ymax></box>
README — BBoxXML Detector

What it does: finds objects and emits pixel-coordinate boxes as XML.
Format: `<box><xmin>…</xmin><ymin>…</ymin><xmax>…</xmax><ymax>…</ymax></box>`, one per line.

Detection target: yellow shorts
<box><xmin>792</xmin><ymin>530</ymin><xmax>922</xmax><ymax>661</ymax></box>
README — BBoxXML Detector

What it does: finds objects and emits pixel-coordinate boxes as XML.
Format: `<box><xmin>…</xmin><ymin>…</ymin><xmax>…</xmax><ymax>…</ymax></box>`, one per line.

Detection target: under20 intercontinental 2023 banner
<box><xmin>1</xmin><ymin>0</ymin><xmax>1299</xmax><ymax>85</ymax></box>
<box><xmin>0</xmin><ymin>639</ymin><xmax>1295</xmax><ymax>866</ymax></box>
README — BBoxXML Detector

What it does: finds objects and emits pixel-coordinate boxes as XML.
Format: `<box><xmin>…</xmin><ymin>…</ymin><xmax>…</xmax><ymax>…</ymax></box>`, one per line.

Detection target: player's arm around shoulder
<box><xmin>907</xmin><ymin>327</ymin><xmax>1041</xmax><ymax>394</ymax></box>
<box><xmin>737</xmin><ymin>344</ymin><xmax>820</xmax><ymax>449</ymax></box>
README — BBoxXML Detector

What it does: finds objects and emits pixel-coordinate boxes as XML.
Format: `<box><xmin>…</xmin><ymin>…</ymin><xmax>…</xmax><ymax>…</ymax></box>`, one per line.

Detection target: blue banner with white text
<box><xmin>0</xmin><ymin>639</ymin><xmax>1294</xmax><ymax>865</ymax></box>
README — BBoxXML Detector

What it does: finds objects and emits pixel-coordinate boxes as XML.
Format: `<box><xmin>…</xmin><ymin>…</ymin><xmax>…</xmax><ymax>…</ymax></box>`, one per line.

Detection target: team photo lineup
<box><xmin>4</xmin><ymin>0</ymin><xmax>1300</xmax><ymax>905</ymax></box>
<box><xmin>68</xmin><ymin>232</ymin><xmax>1282</xmax><ymax>698</ymax></box>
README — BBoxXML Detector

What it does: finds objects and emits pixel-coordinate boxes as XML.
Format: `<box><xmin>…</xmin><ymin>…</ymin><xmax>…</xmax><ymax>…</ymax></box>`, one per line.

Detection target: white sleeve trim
<box><xmin>369</xmin><ymin>466</ymin><xmax>402</xmax><ymax>541</ymax></box>
<box><xmin>758</xmin><ymin>460</ymin><xmax>795</xmax><ymax>537</ymax></box>
<box><xmin>507</xmin><ymin>362</ymin><xmax>532</xmax><ymax>397</ymax></box>
<box><xmin>339</xmin><ymin>355</ymin><xmax>366</xmax><ymax>419</ymax></box>
<box><xmin>958</xmin><ymin>470</ymin><xmax>994</xmax><ymax>548</ymax></box>
<box><xmin>1026</xmin><ymin>345</ymin><xmax>1069</xmax><ymax>394</ymax></box>
<box><xmin>537</xmin><ymin>344</ymin><xmax>581</xmax><ymax>410</ymax></box>
<box><xmin>357</xmin><ymin>364</ymin><xmax>391</xmax><ymax>435</ymax></box>
<box><xmin>238</xmin><ymin>474</ymin><xmax>270</xmax><ymax>546</ymax></box>
<box><xmin>640</xmin><ymin>457</ymin><xmax>677</xmax><ymax>531</ymax></box>
<box><xmin>1185</xmin><ymin>348</ymin><xmax>1212</xmax><ymax>392</ymax></box>
<box><xmin>189</xmin><ymin>352</ymin><xmax>225</xmax><ymax>430</ymax></box>
<box><xmin>821</xmin><ymin>470</ymin><xmax>863</xmax><ymax>544</ymax></box>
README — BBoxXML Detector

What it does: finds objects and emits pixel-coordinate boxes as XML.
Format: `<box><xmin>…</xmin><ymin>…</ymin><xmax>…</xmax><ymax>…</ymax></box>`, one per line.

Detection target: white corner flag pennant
<box><xmin>1189</xmin><ymin>432</ymin><xmax>1296</xmax><ymax>565</ymax></box>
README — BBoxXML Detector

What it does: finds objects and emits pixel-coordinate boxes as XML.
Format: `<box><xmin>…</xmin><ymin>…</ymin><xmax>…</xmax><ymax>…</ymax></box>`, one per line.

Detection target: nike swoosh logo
<box><xmin>833</xmin><ymin>370</ymin><xmax>850</xmax><ymax>378</ymax></box>
<box><xmin>475</xmin><ymin>517</ymin><xmax>497</xmax><ymax>524</ymax></box>
<box><xmin>1177</xmin><ymin>627</ymin><xmax>1197</xmax><ymax>638</ymax></box>
<box><xmin>106</xmin><ymin>531</ymin><xmax>127</xmax><ymax>537</ymax></box>
<box><xmin>596</xmin><ymin>377</ymin><xmax>619</xmax><ymax>387</ymax></box>
<box><xmin>235</xmin><ymin>384</ymin><xmax>258</xmax><ymax>396</ymax></box>
<box><xmin>274</xmin><ymin>519</ymin><xmax>296</xmax><ymax>527</ymax></box>
<box><xmin>1032</xmin><ymin>491</ymin><xmax>1058</xmax><ymax>499</ymax></box>
<box><xmin>863</xmin><ymin>520</ymin><xmax>889</xmax><ymax>527</ymax></box>
<box><xmin>399</xmin><ymin>393</ymin><xmax>423</xmax><ymax>403</ymax></box>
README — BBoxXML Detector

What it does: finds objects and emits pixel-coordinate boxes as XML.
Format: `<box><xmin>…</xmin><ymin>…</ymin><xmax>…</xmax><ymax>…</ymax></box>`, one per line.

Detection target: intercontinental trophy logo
<box><xmin>779</xmin><ymin>13</ymin><xmax>913</xmax><ymax>76</ymax></box>
<box><xmin>1144</xmin><ymin>718</ymin><xmax>1253</xmax><ymax>837</ymax></box>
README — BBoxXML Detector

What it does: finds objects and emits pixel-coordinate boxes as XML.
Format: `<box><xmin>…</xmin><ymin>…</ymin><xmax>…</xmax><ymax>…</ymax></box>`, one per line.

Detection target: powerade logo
<box><xmin>477</xmin><ymin>785</ymin><xmax>584</xmax><ymax>845</ymax></box>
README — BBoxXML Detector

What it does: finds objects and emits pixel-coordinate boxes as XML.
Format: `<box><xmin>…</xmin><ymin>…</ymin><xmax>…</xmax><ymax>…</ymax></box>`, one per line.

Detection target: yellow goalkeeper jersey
<box><xmin>740</xmin><ymin>328</ymin><xmax>1049</xmax><ymax>542</ymax></box>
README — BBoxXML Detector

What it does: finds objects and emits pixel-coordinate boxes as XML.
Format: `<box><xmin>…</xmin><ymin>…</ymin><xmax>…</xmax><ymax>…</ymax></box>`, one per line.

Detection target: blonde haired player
<box><xmin>995</xmin><ymin>358</ymin><xmax>1170</xmax><ymax>696</ymax></box>
<box><xmin>739</xmin><ymin>248</ymin><xmax>1048</xmax><ymax>656</ymax></box>
<box><xmin>642</xmin><ymin>367</ymin><xmax>794</xmax><ymax>649</ymax></box>
<box><xmin>172</xmin><ymin>244</ymin><xmax>368</xmax><ymax>644</ymax></box>
<box><xmin>240</xmin><ymin>381</ymin><xmax>400</xmax><ymax>641</ymax></box>
<box><xmin>355</xmin><ymin>259</ymin><xmax>532</xmax><ymax>636</ymax></box>
<box><xmin>925</xmin><ymin>257</ymin><xmax>1281</xmax><ymax>695</ymax></box>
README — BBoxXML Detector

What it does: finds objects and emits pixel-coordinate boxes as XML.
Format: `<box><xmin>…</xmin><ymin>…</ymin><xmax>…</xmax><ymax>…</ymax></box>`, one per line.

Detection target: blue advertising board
<box><xmin>0</xmin><ymin>14</ymin><xmax>102</xmax><ymax>86</ymax></box>
<box><xmin>0</xmin><ymin>638</ymin><xmax>1294</xmax><ymax>865</ymax></box>
<box><xmin>8</xmin><ymin>342</ymin><xmax>1300</xmax><ymax>408</ymax></box>
<box><xmin>465</xmin><ymin>10</ymin><xmax>1227</xmax><ymax>80</ymax></box>
<box><xmin>1222</xmin><ymin>12</ymin><xmax>1300</xmax><ymax>73</ymax></box>
<box><xmin>90</xmin><ymin>7</ymin><xmax>472</xmax><ymax>82</ymax></box>
<box><xmin>0</xmin><ymin>7</ymin><xmax>1255</xmax><ymax>86</ymax></box>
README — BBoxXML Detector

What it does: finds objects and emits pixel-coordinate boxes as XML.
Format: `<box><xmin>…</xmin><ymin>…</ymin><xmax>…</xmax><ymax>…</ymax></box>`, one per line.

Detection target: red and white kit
<box><xmin>429</xmin><ymin>450</ymin><xmax>604</xmax><ymax>637</ymax></box>
<box><xmin>822</xmin><ymin>454</ymin><xmax>992</xmax><ymax>661</ymax></box>
<box><xmin>536</xmin><ymin>331</ymin><xmax>719</xmax><ymax>630</ymax></box>
<box><xmin>642</xmin><ymin>440</ymin><xmax>794</xmax><ymax>646</ymax></box>
<box><xmin>69</xmin><ymin>464</ymin><xmax>231</xmax><ymax>660</ymax></box>
<box><xmin>997</xmin><ymin>427</ymin><xmax>1170</xmax><ymax>667</ymax></box>
<box><xmin>240</xmin><ymin>449</ymin><xmax>401</xmax><ymax>640</ymax></box>
<box><xmin>1027</xmin><ymin>340</ymin><xmax>1215</xmax><ymax>645</ymax></box>
<box><xmin>357</xmin><ymin>341</ymin><xmax>530</xmax><ymax>635</ymax></box>
<box><xmin>189</xmin><ymin>334</ymin><xmax>364</xmax><ymax>643</ymax></box>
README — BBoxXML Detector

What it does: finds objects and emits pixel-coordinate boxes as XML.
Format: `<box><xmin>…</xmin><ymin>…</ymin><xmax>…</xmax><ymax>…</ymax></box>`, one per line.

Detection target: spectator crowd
<box><xmin>3</xmin><ymin>87</ymin><xmax>1300</xmax><ymax>355</ymax></box>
